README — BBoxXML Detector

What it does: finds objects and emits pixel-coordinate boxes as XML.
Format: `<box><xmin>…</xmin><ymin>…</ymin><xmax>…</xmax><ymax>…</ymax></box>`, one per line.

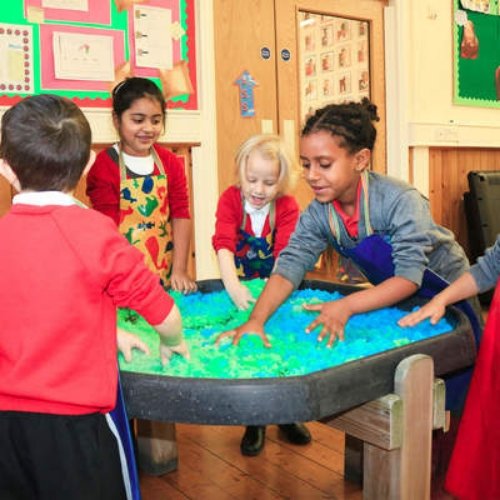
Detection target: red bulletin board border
<box><xmin>24</xmin><ymin>0</ymin><xmax>111</xmax><ymax>25</ymax></box>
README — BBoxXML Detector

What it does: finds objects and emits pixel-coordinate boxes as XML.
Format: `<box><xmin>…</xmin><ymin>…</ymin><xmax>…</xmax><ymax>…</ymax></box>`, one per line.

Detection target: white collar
<box><xmin>13</xmin><ymin>191</ymin><xmax>79</xmax><ymax>206</ymax></box>
<box><xmin>244</xmin><ymin>200</ymin><xmax>270</xmax><ymax>216</ymax></box>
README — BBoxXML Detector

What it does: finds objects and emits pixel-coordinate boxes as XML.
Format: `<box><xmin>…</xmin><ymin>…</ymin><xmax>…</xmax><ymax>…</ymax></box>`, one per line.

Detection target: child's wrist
<box><xmin>162</xmin><ymin>332</ymin><xmax>184</xmax><ymax>347</ymax></box>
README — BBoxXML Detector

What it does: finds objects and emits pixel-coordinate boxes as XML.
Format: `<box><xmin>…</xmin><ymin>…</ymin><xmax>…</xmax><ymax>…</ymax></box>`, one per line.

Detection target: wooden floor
<box><xmin>139</xmin><ymin>421</ymin><xmax>362</xmax><ymax>499</ymax></box>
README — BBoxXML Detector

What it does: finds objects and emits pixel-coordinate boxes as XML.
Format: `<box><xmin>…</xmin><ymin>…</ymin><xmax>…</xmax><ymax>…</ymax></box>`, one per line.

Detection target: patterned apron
<box><xmin>235</xmin><ymin>201</ymin><xmax>276</xmax><ymax>279</ymax></box>
<box><xmin>115</xmin><ymin>146</ymin><xmax>173</xmax><ymax>288</ymax></box>
<box><xmin>328</xmin><ymin>172</ymin><xmax>482</xmax><ymax>412</ymax></box>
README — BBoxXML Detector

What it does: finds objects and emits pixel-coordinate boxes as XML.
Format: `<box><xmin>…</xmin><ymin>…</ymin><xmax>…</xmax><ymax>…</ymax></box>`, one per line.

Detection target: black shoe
<box><xmin>240</xmin><ymin>425</ymin><xmax>266</xmax><ymax>456</ymax></box>
<box><xmin>278</xmin><ymin>423</ymin><xmax>311</xmax><ymax>445</ymax></box>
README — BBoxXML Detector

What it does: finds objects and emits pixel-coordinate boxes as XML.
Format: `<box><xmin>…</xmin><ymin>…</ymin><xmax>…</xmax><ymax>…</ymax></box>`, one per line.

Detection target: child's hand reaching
<box><xmin>398</xmin><ymin>297</ymin><xmax>446</xmax><ymax>327</ymax></box>
<box><xmin>170</xmin><ymin>270</ymin><xmax>198</xmax><ymax>294</ymax></box>
<box><xmin>117</xmin><ymin>328</ymin><xmax>150</xmax><ymax>362</ymax></box>
<box><xmin>303</xmin><ymin>299</ymin><xmax>353</xmax><ymax>347</ymax></box>
<box><xmin>159</xmin><ymin>338</ymin><xmax>190</xmax><ymax>366</ymax></box>
<box><xmin>215</xmin><ymin>319</ymin><xmax>271</xmax><ymax>347</ymax></box>
<box><xmin>227</xmin><ymin>281</ymin><xmax>256</xmax><ymax>310</ymax></box>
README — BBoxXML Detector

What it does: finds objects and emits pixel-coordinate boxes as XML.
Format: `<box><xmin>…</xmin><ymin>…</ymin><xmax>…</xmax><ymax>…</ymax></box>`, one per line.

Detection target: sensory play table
<box><xmin>120</xmin><ymin>280</ymin><xmax>477</xmax><ymax>499</ymax></box>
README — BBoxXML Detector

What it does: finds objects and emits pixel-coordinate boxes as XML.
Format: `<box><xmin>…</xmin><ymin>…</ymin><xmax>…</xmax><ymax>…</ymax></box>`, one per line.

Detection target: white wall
<box><xmin>386</xmin><ymin>0</ymin><xmax>500</xmax><ymax>195</ymax></box>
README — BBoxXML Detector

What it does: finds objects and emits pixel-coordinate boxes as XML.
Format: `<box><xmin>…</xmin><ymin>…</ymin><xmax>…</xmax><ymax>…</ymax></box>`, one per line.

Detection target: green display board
<box><xmin>0</xmin><ymin>0</ymin><xmax>197</xmax><ymax>109</ymax></box>
<box><xmin>454</xmin><ymin>0</ymin><xmax>500</xmax><ymax>108</ymax></box>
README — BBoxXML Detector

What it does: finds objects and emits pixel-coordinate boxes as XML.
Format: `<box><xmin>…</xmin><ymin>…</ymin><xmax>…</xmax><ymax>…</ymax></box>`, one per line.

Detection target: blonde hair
<box><xmin>234</xmin><ymin>134</ymin><xmax>297</xmax><ymax>195</ymax></box>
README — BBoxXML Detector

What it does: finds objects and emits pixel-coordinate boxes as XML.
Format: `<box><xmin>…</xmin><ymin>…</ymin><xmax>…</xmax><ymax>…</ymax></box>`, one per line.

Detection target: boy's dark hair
<box><xmin>301</xmin><ymin>97</ymin><xmax>380</xmax><ymax>153</ymax></box>
<box><xmin>0</xmin><ymin>94</ymin><xmax>91</xmax><ymax>191</ymax></box>
<box><xmin>112</xmin><ymin>77</ymin><xmax>166</xmax><ymax>124</ymax></box>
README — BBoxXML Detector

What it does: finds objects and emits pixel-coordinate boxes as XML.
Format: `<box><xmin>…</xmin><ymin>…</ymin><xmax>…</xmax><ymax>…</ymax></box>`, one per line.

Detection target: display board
<box><xmin>454</xmin><ymin>0</ymin><xmax>500</xmax><ymax>108</ymax></box>
<box><xmin>0</xmin><ymin>0</ymin><xmax>197</xmax><ymax>109</ymax></box>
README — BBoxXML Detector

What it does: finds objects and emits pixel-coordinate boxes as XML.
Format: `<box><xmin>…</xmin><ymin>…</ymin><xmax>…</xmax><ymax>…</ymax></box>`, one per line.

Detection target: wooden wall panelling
<box><xmin>427</xmin><ymin>147</ymin><xmax>500</xmax><ymax>259</ymax></box>
<box><xmin>0</xmin><ymin>177</ymin><xmax>13</xmax><ymax>217</ymax></box>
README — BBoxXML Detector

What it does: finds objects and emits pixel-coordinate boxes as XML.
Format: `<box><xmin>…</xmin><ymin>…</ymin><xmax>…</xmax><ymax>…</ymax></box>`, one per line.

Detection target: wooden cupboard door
<box><xmin>275</xmin><ymin>0</ymin><xmax>387</xmax><ymax>209</ymax></box>
<box><xmin>213</xmin><ymin>0</ymin><xmax>278</xmax><ymax>193</ymax></box>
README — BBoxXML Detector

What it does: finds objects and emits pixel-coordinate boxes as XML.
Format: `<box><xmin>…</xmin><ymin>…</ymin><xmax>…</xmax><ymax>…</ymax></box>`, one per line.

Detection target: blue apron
<box><xmin>235</xmin><ymin>201</ymin><xmax>276</xmax><ymax>279</ymax></box>
<box><xmin>328</xmin><ymin>175</ymin><xmax>481</xmax><ymax>412</ymax></box>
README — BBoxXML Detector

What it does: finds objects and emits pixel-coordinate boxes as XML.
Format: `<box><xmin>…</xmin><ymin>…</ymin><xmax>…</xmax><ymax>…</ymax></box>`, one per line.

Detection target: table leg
<box><xmin>135</xmin><ymin>420</ymin><xmax>178</xmax><ymax>476</ymax></box>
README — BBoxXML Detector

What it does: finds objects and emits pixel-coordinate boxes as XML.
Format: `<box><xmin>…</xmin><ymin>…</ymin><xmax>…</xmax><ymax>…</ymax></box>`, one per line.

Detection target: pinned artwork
<box><xmin>234</xmin><ymin>70</ymin><xmax>257</xmax><ymax>118</ymax></box>
<box><xmin>0</xmin><ymin>24</ymin><xmax>34</xmax><ymax>95</ymax></box>
<box><xmin>1</xmin><ymin>0</ymin><xmax>198</xmax><ymax>110</ymax></box>
<box><xmin>454</xmin><ymin>0</ymin><xmax>500</xmax><ymax>107</ymax></box>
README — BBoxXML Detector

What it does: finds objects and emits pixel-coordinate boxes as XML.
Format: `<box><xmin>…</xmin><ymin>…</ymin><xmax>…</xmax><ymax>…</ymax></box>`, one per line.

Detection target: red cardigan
<box><xmin>86</xmin><ymin>144</ymin><xmax>191</xmax><ymax>225</ymax></box>
<box><xmin>212</xmin><ymin>185</ymin><xmax>300</xmax><ymax>257</ymax></box>
<box><xmin>0</xmin><ymin>204</ymin><xmax>173</xmax><ymax>415</ymax></box>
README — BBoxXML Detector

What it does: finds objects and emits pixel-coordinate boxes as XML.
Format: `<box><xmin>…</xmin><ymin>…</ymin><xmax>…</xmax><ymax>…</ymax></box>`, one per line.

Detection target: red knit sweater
<box><xmin>86</xmin><ymin>144</ymin><xmax>191</xmax><ymax>225</ymax></box>
<box><xmin>0</xmin><ymin>204</ymin><xmax>173</xmax><ymax>415</ymax></box>
<box><xmin>212</xmin><ymin>185</ymin><xmax>300</xmax><ymax>256</ymax></box>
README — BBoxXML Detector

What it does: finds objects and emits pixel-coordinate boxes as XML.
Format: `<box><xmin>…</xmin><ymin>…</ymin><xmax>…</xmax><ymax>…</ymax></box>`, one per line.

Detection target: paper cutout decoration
<box><xmin>114</xmin><ymin>0</ymin><xmax>147</xmax><ymax>13</ymax></box>
<box><xmin>460</xmin><ymin>20</ymin><xmax>479</xmax><ymax>59</ymax></box>
<box><xmin>234</xmin><ymin>70</ymin><xmax>257</xmax><ymax>118</ymax></box>
<box><xmin>110</xmin><ymin>60</ymin><xmax>132</xmax><ymax>92</ymax></box>
<box><xmin>158</xmin><ymin>60</ymin><xmax>194</xmax><ymax>100</ymax></box>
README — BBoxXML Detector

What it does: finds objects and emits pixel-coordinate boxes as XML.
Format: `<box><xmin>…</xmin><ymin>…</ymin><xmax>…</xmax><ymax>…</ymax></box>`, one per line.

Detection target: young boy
<box><xmin>0</xmin><ymin>94</ymin><xmax>188</xmax><ymax>500</ymax></box>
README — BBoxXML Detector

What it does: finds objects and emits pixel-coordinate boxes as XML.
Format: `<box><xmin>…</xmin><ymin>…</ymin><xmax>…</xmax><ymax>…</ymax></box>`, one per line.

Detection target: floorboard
<box><xmin>139</xmin><ymin>421</ymin><xmax>363</xmax><ymax>499</ymax></box>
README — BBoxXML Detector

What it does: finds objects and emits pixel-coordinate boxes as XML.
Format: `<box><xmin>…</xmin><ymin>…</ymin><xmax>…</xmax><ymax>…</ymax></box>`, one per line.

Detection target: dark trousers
<box><xmin>0</xmin><ymin>411</ymin><xmax>126</xmax><ymax>500</ymax></box>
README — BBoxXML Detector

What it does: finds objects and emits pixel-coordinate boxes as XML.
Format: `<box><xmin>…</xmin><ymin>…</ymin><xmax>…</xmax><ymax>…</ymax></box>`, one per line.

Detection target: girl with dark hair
<box><xmin>216</xmin><ymin>98</ymin><xmax>483</xmax><ymax>491</ymax></box>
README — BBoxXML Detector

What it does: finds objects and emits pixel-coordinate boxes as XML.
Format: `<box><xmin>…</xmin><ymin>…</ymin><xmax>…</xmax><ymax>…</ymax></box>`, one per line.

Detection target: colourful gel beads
<box><xmin>118</xmin><ymin>279</ymin><xmax>453</xmax><ymax>379</ymax></box>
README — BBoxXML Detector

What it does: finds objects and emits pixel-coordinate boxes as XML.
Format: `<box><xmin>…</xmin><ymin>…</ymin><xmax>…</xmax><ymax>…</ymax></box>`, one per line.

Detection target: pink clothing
<box><xmin>212</xmin><ymin>185</ymin><xmax>300</xmax><ymax>257</ymax></box>
<box><xmin>86</xmin><ymin>144</ymin><xmax>190</xmax><ymax>225</ymax></box>
<box><xmin>0</xmin><ymin>203</ymin><xmax>173</xmax><ymax>416</ymax></box>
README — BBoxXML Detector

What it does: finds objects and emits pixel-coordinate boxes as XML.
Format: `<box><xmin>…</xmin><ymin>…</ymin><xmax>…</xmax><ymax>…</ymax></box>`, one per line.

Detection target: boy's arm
<box><xmin>216</xmin><ymin>274</ymin><xmax>295</xmax><ymax>347</ymax></box>
<box><xmin>217</xmin><ymin>248</ymin><xmax>255</xmax><ymax>310</ymax></box>
<box><xmin>151</xmin><ymin>303</ymin><xmax>190</xmax><ymax>365</ymax></box>
<box><xmin>170</xmin><ymin>218</ymin><xmax>197</xmax><ymax>293</ymax></box>
<box><xmin>398</xmin><ymin>272</ymin><xmax>479</xmax><ymax>327</ymax></box>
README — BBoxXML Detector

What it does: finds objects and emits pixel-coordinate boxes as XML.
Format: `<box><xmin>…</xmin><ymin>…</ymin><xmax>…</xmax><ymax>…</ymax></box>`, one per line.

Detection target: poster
<box><xmin>0</xmin><ymin>0</ymin><xmax>197</xmax><ymax>110</ymax></box>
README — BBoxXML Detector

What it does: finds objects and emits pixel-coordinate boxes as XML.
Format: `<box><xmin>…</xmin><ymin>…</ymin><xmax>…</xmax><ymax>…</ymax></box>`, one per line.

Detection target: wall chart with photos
<box><xmin>298</xmin><ymin>11</ymin><xmax>370</xmax><ymax>123</ymax></box>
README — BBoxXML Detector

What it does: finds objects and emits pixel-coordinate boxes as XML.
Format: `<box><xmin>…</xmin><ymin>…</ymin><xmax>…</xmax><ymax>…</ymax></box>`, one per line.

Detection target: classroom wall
<box><xmin>2</xmin><ymin>1</ymin><xmax>499</xmax><ymax>278</ymax></box>
<box><xmin>387</xmin><ymin>0</ymin><xmax>500</xmax><ymax>194</ymax></box>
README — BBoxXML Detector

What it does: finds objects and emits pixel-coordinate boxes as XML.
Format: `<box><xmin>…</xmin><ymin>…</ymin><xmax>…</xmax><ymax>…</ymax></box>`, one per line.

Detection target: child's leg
<box><xmin>0</xmin><ymin>411</ymin><xmax>126</xmax><ymax>500</ymax></box>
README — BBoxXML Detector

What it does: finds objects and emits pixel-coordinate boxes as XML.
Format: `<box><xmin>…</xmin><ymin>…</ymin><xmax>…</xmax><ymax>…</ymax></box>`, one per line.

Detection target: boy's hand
<box><xmin>398</xmin><ymin>299</ymin><xmax>446</xmax><ymax>327</ymax></box>
<box><xmin>303</xmin><ymin>299</ymin><xmax>352</xmax><ymax>347</ymax></box>
<box><xmin>170</xmin><ymin>271</ymin><xmax>197</xmax><ymax>294</ymax></box>
<box><xmin>215</xmin><ymin>319</ymin><xmax>271</xmax><ymax>347</ymax></box>
<box><xmin>159</xmin><ymin>339</ymin><xmax>190</xmax><ymax>366</ymax></box>
<box><xmin>117</xmin><ymin>328</ymin><xmax>150</xmax><ymax>362</ymax></box>
<box><xmin>227</xmin><ymin>282</ymin><xmax>256</xmax><ymax>310</ymax></box>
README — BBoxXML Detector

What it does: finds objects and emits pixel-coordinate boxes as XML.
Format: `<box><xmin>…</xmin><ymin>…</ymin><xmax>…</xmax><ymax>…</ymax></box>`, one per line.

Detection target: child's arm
<box><xmin>117</xmin><ymin>328</ymin><xmax>150</xmax><ymax>362</ymax></box>
<box><xmin>398</xmin><ymin>272</ymin><xmax>479</xmax><ymax>327</ymax></box>
<box><xmin>170</xmin><ymin>218</ymin><xmax>197</xmax><ymax>293</ymax></box>
<box><xmin>304</xmin><ymin>276</ymin><xmax>418</xmax><ymax>347</ymax></box>
<box><xmin>151</xmin><ymin>303</ymin><xmax>190</xmax><ymax>365</ymax></box>
<box><xmin>216</xmin><ymin>274</ymin><xmax>295</xmax><ymax>347</ymax></box>
<box><xmin>217</xmin><ymin>248</ymin><xmax>256</xmax><ymax>310</ymax></box>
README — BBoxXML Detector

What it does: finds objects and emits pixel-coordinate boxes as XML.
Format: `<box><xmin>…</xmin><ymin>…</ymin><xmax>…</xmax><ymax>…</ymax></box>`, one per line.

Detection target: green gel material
<box><xmin>118</xmin><ymin>279</ymin><xmax>453</xmax><ymax>379</ymax></box>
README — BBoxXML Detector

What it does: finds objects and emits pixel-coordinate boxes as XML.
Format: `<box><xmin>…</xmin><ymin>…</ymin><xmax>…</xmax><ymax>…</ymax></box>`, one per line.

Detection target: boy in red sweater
<box><xmin>0</xmin><ymin>94</ymin><xmax>188</xmax><ymax>500</ymax></box>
